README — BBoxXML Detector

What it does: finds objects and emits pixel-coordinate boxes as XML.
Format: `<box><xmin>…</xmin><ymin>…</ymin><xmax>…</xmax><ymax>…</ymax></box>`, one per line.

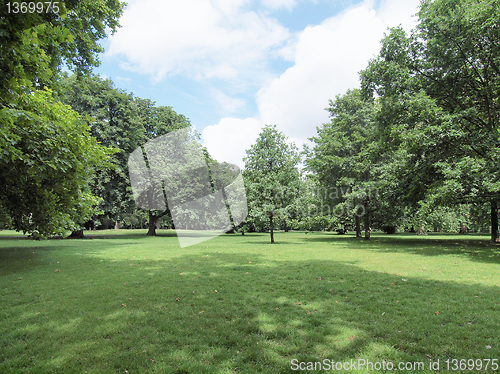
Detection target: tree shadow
<box><xmin>1</xmin><ymin>245</ymin><xmax>499</xmax><ymax>373</ymax></box>
<box><xmin>300</xmin><ymin>233</ymin><xmax>500</xmax><ymax>265</ymax></box>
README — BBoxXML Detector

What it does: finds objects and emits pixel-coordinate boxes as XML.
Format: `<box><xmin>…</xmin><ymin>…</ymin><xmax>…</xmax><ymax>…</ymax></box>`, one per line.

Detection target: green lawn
<box><xmin>1</xmin><ymin>230</ymin><xmax>499</xmax><ymax>373</ymax></box>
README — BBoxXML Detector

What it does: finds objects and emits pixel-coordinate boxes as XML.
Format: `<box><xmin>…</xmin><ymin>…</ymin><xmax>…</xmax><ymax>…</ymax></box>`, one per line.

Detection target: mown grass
<box><xmin>0</xmin><ymin>230</ymin><xmax>499</xmax><ymax>373</ymax></box>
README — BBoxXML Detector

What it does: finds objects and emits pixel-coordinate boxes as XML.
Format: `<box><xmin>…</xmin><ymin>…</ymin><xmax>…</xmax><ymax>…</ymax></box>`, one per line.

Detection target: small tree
<box><xmin>243</xmin><ymin>125</ymin><xmax>301</xmax><ymax>243</ymax></box>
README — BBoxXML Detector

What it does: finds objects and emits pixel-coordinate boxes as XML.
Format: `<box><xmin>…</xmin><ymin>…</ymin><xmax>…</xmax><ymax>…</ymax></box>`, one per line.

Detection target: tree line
<box><xmin>0</xmin><ymin>0</ymin><xmax>498</xmax><ymax>243</ymax></box>
<box><xmin>243</xmin><ymin>0</ymin><xmax>500</xmax><ymax>243</ymax></box>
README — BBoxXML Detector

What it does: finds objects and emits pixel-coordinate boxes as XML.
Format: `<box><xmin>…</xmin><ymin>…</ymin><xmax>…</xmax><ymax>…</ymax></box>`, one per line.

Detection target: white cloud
<box><xmin>256</xmin><ymin>0</ymin><xmax>420</xmax><ymax>142</ymax></box>
<box><xmin>107</xmin><ymin>0</ymin><xmax>291</xmax><ymax>82</ymax></box>
<box><xmin>261</xmin><ymin>0</ymin><xmax>297</xmax><ymax>11</ymax></box>
<box><xmin>201</xmin><ymin>117</ymin><xmax>263</xmax><ymax>167</ymax></box>
<box><xmin>115</xmin><ymin>76</ymin><xmax>132</xmax><ymax>83</ymax></box>
<box><xmin>211</xmin><ymin>89</ymin><xmax>247</xmax><ymax>114</ymax></box>
<box><xmin>203</xmin><ymin>0</ymin><xmax>419</xmax><ymax>166</ymax></box>
<box><xmin>109</xmin><ymin>0</ymin><xmax>420</xmax><ymax>167</ymax></box>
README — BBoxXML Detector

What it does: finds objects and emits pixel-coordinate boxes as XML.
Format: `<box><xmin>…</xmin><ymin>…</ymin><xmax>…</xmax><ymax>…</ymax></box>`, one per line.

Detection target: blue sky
<box><xmin>95</xmin><ymin>0</ymin><xmax>420</xmax><ymax>167</ymax></box>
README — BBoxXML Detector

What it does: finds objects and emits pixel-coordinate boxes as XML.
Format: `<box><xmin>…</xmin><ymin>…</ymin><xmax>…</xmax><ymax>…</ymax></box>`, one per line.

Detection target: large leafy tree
<box><xmin>0</xmin><ymin>0</ymin><xmax>125</xmax><ymax>106</ymax></box>
<box><xmin>361</xmin><ymin>0</ymin><xmax>500</xmax><ymax>242</ymax></box>
<box><xmin>243</xmin><ymin>125</ymin><xmax>301</xmax><ymax>243</ymax></box>
<box><xmin>0</xmin><ymin>0</ymin><xmax>125</xmax><ymax>236</ymax></box>
<box><xmin>0</xmin><ymin>89</ymin><xmax>113</xmax><ymax>237</ymax></box>
<box><xmin>58</xmin><ymin>76</ymin><xmax>193</xmax><ymax>234</ymax></box>
<box><xmin>135</xmin><ymin>98</ymin><xmax>192</xmax><ymax>236</ymax></box>
<box><xmin>58</xmin><ymin>74</ymin><xmax>146</xmax><ymax>229</ymax></box>
<box><xmin>413</xmin><ymin>0</ymin><xmax>500</xmax><ymax>242</ymax></box>
<box><xmin>307</xmin><ymin>89</ymin><xmax>388</xmax><ymax>240</ymax></box>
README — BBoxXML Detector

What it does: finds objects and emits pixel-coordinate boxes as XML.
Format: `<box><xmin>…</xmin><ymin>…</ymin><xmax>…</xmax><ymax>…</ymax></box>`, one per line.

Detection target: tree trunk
<box><xmin>364</xmin><ymin>211</ymin><xmax>370</xmax><ymax>240</ymax></box>
<box><xmin>114</xmin><ymin>220</ymin><xmax>119</xmax><ymax>230</ymax></box>
<box><xmin>417</xmin><ymin>225</ymin><xmax>427</xmax><ymax>235</ymax></box>
<box><xmin>67</xmin><ymin>229</ymin><xmax>84</xmax><ymax>239</ymax></box>
<box><xmin>284</xmin><ymin>219</ymin><xmax>289</xmax><ymax>232</ymax></box>
<box><xmin>270</xmin><ymin>213</ymin><xmax>274</xmax><ymax>244</ymax></box>
<box><xmin>147</xmin><ymin>210</ymin><xmax>157</xmax><ymax>236</ymax></box>
<box><xmin>491</xmin><ymin>200</ymin><xmax>499</xmax><ymax>243</ymax></box>
<box><xmin>354</xmin><ymin>198</ymin><xmax>362</xmax><ymax>238</ymax></box>
<box><xmin>355</xmin><ymin>215</ymin><xmax>362</xmax><ymax>238</ymax></box>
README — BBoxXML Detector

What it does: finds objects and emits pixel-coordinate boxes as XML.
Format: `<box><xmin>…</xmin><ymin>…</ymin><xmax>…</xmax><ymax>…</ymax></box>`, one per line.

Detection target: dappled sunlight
<box><xmin>1</xmin><ymin>232</ymin><xmax>500</xmax><ymax>372</ymax></box>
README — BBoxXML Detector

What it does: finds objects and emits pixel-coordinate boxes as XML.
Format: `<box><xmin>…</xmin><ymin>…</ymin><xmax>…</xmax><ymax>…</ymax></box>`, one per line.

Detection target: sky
<box><xmin>95</xmin><ymin>0</ymin><xmax>421</xmax><ymax>168</ymax></box>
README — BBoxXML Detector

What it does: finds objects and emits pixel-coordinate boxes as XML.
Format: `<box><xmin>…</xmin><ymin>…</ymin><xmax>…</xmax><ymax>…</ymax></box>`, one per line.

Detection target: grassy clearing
<box><xmin>0</xmin><ymin>230</ymin><xmax>499</xmax><ymax>373</ymax></box>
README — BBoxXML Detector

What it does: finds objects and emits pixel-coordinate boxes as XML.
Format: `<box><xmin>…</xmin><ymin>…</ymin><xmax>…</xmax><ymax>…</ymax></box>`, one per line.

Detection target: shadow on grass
<box><xmin>299</xmin><ymin>233</ymin><xmax>500</xmax><ymax>265</ymax></box>
<box><xmin>1</xmin><ymin>245</ymin><xmax>499</xmax><ymax>373</ymax></box>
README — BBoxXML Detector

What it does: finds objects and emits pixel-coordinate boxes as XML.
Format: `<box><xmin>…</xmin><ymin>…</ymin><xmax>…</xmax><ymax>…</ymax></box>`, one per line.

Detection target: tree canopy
<box><xmin>0</xmin><ymin>0</ymin><xmax>125</xmax><ymax>237</ymax></box>
<box><xmin>358</xmin><ymin>0</ymin><xmax>500</xmax><ymax>241</ymax></box>
<box><xmin>57</xmin><ymin>73</ymin><xmax>192</xmax><ymax>234</ymax></box>
<box><xmin>243</xmin><ymin>125</ymin><xmax>301</xmax><ymax>243</ymax></box>
<box><xmin>0</xmin><ymin>89</ymin><xmax>113</xmax><ymax>237</ymax></box>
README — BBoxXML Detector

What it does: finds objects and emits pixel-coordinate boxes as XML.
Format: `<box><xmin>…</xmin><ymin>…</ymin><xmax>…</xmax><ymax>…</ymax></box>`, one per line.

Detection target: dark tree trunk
<box><xmin>364</xmin><ymin>211</ymin><xmax>370</xmax><ymax>240</ymax></box>
<box><xmin>355</xmin><ymin>215</ymin><xmax>362</xmax><ymax>238</ymax></box>
<box><xmin>147</xmin><ymin>210</ymin><xmax>157</xmax><ymax>236</ymax></box>
<box><xmin>284</xmin><ymin>219</ymin><xmax>289</xmax><ymax>233</ymax></box>
<box><xmin>67</xmin><ymin>229</ymin><xmax>84</xmax><ymax>239</ymax></box>
<box><xmin>354</xmin><ymin>198</ymin><xmax>362</xmax><ymax>238</ymax></box>
<box><xmin>491</xmin><ymin>200</ymin><xmax>499</xmax><ymax>243</ymax></box>
<box><xmin>270</xmin><ymin>213</ymin><xmax>274</xmax><ymax>244</ymax></box>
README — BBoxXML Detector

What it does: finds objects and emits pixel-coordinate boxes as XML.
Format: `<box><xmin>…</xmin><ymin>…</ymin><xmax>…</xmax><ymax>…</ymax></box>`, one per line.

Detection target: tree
<box><xmin>205</xmin><ymin>153</ymin><xmax>247</xmax><ymax>234</ymax></box>
<box><xmin>129</xmin><ymin>127</ymin><xmax>246</xmax><ymax>246</ymax></box>
<box><xmin>58</xmin><ymin>73</ymin><xmax>146</xmax><ymax>229</ymax></box>
<box><xmin>0</xmin><ymin>89</ymin><xmax>113</xmax><ymax>237</ymax></box>
<box><xmin>58</xmin><ymin>75</ymin><xmax>193</xmax><ymax>235</ymax></box>
<box><xmin>307</xmin><ymin>89</ymin><xmax>387</xmax><ymax>240</ymax></box>
<box><xmin>0</xmin><ymin>0</ymin><xmax>125</xmax><ymax>236</ymax></box>
<box><xmin>361</xmin><ymin>0</ymin><xmax>500</xmax><ymax>242</ymax></box>
<box><xmin>413</xmin><ymin>0</ymin><xmax>500</xmax><ymax>242</ymax></box>
<box><xmin>286</xmin><ymin>176</ymin><xmax>347</xmax><ymax>233</ymax></box>
<box><xmin>0</xmin><ymin>0</ymin><xmax>125</xmax><ymax>107</ymax></box>
<box><xmin>135</xmin><ymin>99</ymin><xmax>192</xmax><ymax>236</ymax></box>
<box><xmin>243</xmin><ymin>125</ymin><xmax>301</xmax><ymax>243</ymax></box>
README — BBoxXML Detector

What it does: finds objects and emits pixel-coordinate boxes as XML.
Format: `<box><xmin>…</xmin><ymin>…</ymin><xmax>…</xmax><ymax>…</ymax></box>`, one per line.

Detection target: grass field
<box><xmin>0</xmin><ymin>230</ymin><xmax>499</xmax><ymax>373</ymax></box>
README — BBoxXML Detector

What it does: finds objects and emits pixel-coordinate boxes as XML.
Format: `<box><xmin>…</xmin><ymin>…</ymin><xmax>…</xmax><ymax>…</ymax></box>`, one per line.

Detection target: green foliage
<box><xmin>413</xmin><ymin>0</ymin><xmax>500</xmax><ymax>215</ymax></box>
<box><xmin>58</xmin><ymin>73</ymin><xmax>147</xmax><ymax>224</ymax></box>
<box><xmin>359</xmin><ymin>0</ymin><xmax>500</xmax><ymax>240</ymax></box>
<box><xmin>0</xmin><ymin>0</ymin><xmax>125</xmax><ymax>236</ymax></box>
<box><xmin>0</xmin><ymin>0</ymin><xmax>125</xmax><ymax>105</ymax></box>
<box><xmin>243</xmin><ymin>125</ymin><xmax>301</xmax><ymax>242</ymax></box>
<box><xmin>58</xmin><ymin>74</ymin><xmax>193</xmax><ymax>230</ymax></box>
<box><xmin>0</xmin><ymin>89</ymin><xmax>113</xmax><ymax>237</ymax></box>
<box><xmin>307</xmin><ymin>89</ymin><xmax>396</xmax><ymax>238</ymax></box>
